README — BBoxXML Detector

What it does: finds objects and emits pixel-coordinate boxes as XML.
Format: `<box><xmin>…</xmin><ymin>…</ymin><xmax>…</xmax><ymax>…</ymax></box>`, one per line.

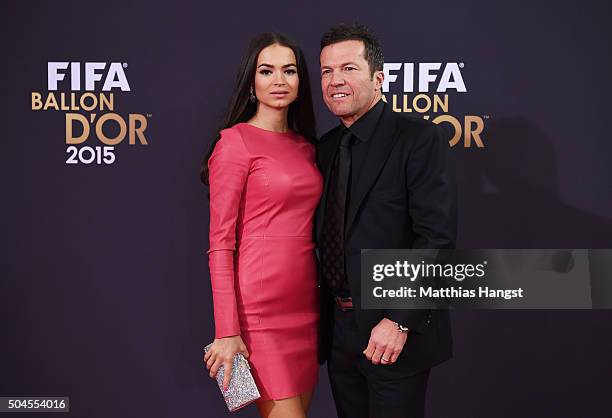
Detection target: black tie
<box><xmin>321</xmin><ymin>129</ymin><xmax>352</xmax><ymax>294</ymax></box>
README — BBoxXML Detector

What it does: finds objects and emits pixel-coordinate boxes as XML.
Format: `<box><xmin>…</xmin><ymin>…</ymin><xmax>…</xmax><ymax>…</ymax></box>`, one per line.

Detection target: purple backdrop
<box><xmin>2</xmin><ymin>1</ymin><xmax>612</xmax><ymax>417</ymax></box>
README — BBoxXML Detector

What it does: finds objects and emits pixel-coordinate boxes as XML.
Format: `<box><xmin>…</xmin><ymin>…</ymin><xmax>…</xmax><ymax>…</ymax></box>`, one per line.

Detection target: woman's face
<box><xmin>253</xmin><ymin>44</ymin><xmax>299</xmax><ymax>110</ymax></box>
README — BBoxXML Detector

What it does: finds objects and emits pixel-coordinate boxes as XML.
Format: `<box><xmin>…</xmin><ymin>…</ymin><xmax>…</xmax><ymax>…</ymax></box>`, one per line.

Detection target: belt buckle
<box><xmin>335</xmin><ymin>296</ymin><xmax>353</xmax><ymax>312</ymax></box>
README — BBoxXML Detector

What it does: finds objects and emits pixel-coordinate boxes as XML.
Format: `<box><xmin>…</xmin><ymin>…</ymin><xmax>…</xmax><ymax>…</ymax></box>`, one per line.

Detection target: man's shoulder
<box><xmin>387</xmin><ymin>108</ymin><xmax>440</xmax><ymax>136</ymax></box>
<box><xmin>388</xmin><ymin>114</ymin><xmax>452</xmax><ymax>158</ymax></box>
<box><xmin>379</xmin><ymin>107</ymin><xmax>450</xmax><ymax>148</ymax></box>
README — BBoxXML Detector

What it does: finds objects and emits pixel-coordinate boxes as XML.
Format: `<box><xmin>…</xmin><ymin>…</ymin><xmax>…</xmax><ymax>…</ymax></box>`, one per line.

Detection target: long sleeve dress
<box><xmin>207</xmin><ymin>123</ymin><xmax>322</xmax><ymax>401</ymax></box>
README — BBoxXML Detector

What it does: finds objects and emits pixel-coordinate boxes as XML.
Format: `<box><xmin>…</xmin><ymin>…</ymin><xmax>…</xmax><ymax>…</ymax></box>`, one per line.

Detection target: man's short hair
<box><xmin>320</xmin><ymin>23</ymin><xmax>384</xmax><ymax>77</ymax></box>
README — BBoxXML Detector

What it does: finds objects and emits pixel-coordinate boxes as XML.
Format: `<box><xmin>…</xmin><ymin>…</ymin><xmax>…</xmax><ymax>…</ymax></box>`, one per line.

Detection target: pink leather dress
<box><xmin>207</xmin><ymin>123</ymin><xmax>322</xmax><ymax>401</ymax></box>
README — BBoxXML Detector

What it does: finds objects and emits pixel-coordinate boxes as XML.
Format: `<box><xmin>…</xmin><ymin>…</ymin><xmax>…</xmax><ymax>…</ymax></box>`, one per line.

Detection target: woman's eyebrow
<box><xmin>257</xmin><ymin>63</ymin><xmax>297</xmax><ymax>68</ymax></box>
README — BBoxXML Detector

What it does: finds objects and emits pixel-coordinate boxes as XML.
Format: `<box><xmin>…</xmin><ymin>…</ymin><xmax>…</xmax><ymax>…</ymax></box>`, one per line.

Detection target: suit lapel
<box><xmin>315</xmin><ymin>128</ymin><xmax>342</xmax><ymax>241</ymax></box>
<box><xmin>345</xmin><ymin>106</ymin><xmax>400</xmax><ymax>234</ymax></box>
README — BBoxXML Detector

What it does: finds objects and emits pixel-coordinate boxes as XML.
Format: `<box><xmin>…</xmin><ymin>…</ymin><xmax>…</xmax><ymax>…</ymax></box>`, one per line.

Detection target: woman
<box><xmin>201</xmin><ymin>33</ymin><xmax>321</xmax><ymax>418</ymax></box>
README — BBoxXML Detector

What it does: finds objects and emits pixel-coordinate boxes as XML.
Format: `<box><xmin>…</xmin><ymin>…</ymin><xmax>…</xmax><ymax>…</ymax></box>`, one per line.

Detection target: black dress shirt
<box><xmin>345</xmin><ymin>99</ymin><xmax>385</xmax><ymax>207</ymax></box>
<box><xmin>334</xmin><ymin>99</ymin><xmax>385</xmax><ymax>297</ymax></box>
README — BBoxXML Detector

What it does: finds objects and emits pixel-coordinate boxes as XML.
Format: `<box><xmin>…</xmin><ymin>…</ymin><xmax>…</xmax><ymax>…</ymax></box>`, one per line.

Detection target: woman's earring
<box><xmin>249</xmin><ymin>87</ymin><xmax>256</xmax><ymax>103</ymax></box>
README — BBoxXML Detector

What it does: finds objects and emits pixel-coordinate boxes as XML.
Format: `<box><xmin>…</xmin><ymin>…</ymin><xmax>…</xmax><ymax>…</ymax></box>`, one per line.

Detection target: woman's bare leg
<box><xmin>255</xmin><ymin>395</ymin><xmax>306</xmax><ymax>418</ymax></box>
<box><xmin>299</xmin><ymin>390</ymin><xmax>314</xmax><ymax>414</ymax></box>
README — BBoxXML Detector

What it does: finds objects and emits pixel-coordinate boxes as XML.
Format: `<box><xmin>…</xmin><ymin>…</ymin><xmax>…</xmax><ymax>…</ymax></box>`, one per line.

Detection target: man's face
<box><xmin>320</xmin><ymin>40</ymin><xmax>383</xmax><ymax>126</ymax></box>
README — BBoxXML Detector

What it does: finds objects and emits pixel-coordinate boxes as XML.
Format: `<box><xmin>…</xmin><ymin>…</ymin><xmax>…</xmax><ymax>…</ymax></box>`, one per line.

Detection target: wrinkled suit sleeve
<box><xmin>385</xmin><ymin>124</ymin><xmax>457</xmax><ymax>333</ymax></box>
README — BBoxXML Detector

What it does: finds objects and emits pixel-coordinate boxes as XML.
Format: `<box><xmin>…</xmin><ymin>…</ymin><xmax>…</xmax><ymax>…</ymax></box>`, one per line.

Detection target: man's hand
<box><xmin>363</xmin><ymin>318</ymin><xmax>409</xmax><ymax>365</ymax></box>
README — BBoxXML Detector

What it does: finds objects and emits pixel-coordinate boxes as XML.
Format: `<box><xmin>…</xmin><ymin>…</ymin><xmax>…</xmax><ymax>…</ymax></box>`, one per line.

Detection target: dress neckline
<box><xmin>239</xmin><ymin>122</ymin><xmax>296</xmax><ymax>136</ymax></box>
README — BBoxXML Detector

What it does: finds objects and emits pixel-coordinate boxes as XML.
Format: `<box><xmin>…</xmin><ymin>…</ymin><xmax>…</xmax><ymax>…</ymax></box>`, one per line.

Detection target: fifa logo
<box><xmin>31</xmin><ymin>62</ymin><xmax>151</xmax><ymax>165</ymax></box>
<box><xmin>382</xmin><ymin>62</ymin><xmax>485</xmax><ymax>148</ymax></box>
<box><xmin>47</xmin><ymin>62</ymin><xmax>131</xmax><ymax>91</ymax></box>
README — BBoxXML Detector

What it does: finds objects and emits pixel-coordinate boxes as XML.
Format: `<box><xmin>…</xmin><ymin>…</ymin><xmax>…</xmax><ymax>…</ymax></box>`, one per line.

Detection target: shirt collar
<box><xmin>341</xmin><ymin>99</ymin><xmax>385</xmax><ymax>143</ymax></box>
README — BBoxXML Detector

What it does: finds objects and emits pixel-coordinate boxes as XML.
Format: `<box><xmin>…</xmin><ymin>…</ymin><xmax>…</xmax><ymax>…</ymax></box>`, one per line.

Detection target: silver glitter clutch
<box><xmin>204</xmin><ymin>343</ymin><xmax>261</xmax><ymax>412</ymax></box>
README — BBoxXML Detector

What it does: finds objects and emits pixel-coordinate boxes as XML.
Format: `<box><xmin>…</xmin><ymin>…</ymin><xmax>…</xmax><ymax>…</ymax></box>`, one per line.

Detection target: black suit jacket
<box><xmin>315</xmin><ymin>102</ymin><xmax>457</xmax><ymax>374</ymax></box>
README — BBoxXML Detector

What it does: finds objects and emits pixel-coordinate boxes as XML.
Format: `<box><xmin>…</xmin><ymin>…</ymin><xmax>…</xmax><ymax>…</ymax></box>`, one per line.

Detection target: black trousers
<box><xmin>327</xmin><ymin>304</ymin><xmax>431</xmax><ymax>418</ymax></box>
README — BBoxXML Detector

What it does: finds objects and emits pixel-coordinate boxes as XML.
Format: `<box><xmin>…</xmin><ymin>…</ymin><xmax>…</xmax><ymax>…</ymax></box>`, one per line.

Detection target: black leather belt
<box><xmin>334</xmin><ymin>296</ymin><xmax>353</xmax><ymax>311</ymax></box>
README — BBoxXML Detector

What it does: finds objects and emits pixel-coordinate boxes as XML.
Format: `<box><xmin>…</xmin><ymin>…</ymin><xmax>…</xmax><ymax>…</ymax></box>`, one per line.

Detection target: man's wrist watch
<box><xmin>393</xmin><ymin>321</ymin><xmax>410</xmax><ymax>333</ymax></box>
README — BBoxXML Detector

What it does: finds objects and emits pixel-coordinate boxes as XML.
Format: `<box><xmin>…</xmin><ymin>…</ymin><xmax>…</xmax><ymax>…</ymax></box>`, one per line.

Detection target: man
<box><xmin>316</xmin><ymin>24</ymin><xmax>457</xmax><ymax>418</ymax></box>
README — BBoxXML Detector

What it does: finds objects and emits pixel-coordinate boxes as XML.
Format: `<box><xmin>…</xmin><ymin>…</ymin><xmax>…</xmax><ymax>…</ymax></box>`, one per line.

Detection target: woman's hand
<box><xmin>203</xmin><ymin>336</ymin><xmax>250</xmax><ymax>390</ymax></box>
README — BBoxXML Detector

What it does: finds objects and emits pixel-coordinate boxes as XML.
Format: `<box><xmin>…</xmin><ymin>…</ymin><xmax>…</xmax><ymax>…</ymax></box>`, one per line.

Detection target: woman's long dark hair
<box><xmin>200</xmin><ymin>33</ymin><xmax>316</xmax><ymax>185</ymax></box>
